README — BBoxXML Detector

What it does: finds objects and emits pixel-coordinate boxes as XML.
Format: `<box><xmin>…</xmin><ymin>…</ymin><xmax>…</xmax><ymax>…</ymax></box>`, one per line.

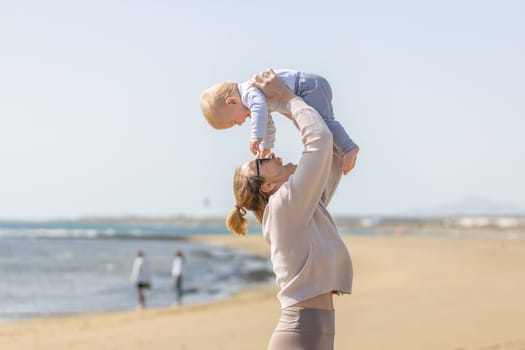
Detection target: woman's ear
<box><xmin>261</xmin><ymin>182</ymin><xmax>277</xmax><ymax>194</ymax></box>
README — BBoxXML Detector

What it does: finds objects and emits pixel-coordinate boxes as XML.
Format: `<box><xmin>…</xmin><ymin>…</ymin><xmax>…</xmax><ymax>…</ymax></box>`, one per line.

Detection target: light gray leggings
<box><xmin>268</xmin><ymin>307</ymin><xmax>335</xmax><ymax>350</ymax></box>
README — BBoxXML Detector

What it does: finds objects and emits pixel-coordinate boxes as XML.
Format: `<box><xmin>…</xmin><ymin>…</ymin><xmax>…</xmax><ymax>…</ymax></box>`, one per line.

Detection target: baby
<box><xmin>200</xmin><ymin>69</ymin><xmax>359</xmax><ymax>174</ymax></box>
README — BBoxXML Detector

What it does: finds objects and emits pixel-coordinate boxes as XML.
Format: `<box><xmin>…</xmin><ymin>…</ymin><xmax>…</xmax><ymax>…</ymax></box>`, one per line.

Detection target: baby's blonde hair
<box><xmin>200</xmin><ymin>82</ymin><xmax>238</xmax><ymax>129</ymax></box>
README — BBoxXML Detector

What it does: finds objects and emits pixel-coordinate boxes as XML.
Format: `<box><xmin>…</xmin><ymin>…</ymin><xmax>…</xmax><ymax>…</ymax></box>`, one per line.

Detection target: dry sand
<box><xmin>1</xmin><ymin>235</ymin><xmax>524</xmax><ymax>350</ymax></box>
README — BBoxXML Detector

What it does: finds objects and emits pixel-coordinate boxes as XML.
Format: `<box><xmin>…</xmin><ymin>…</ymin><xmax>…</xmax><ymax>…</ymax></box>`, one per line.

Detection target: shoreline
<box><xmin>1</xmin><ymin>234</ymin><xmax>525</xmax><ymax>350</ymax></box>
<box><xmin>0</xmin><ymin>234</ymin><xmax>274</xmax><ymax>324</ymax></box>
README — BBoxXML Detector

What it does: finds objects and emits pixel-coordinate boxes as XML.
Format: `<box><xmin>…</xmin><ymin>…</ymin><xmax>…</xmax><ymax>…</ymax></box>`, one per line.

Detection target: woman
<box><xmin>226</xmin><ymin>70</ymin><xmax>353</xmax><ymax>350</ymax></box>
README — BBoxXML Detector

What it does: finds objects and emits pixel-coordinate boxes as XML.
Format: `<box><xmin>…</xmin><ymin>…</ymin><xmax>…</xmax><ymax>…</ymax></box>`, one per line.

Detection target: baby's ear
<box><xmin>225</xmin><ymin>96</ymin><xmax>240</xmax><ymax>105</ymax></box>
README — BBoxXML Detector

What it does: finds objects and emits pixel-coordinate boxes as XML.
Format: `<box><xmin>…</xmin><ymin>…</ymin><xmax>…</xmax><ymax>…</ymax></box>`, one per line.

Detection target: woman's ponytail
<box><xmin>226</xmin><ymin>167</ymin><xmax>270</xmax><ymax>236</ymax></box>
<box><xmin>226</xmin><ymin>204</ymin><xmax>248</xmax><ymax>236</ymax></box>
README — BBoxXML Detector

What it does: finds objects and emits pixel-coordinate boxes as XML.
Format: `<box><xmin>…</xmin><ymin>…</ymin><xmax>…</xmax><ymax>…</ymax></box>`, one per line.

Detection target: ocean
<box><xmin>1</xmin><ymin>219</ymin><xmax>520</xmax><ymax>323</ymax></box>
<box><xmin>0</xmin><ymin>221</ymin><xmax>273</xmax><ymax>322</ymax></box>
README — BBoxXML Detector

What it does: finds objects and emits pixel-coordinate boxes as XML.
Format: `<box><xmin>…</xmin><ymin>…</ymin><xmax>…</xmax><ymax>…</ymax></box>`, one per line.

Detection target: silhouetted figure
<box><xmin>130</xmin><ymin>250</ymin><xmax>151</xmax><ymax>309</ymax></box>
<box><xmin>171</xmin><ymin>250</ymin><xmax>185</xmax><ymax>305</ymax></box>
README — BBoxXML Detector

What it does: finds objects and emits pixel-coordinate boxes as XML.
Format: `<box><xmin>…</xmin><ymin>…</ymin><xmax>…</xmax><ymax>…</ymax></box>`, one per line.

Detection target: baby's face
<box><xmin>215</xmin><ymin>103</ymin><xmax>250</xmax><ymax>129</ymax></box>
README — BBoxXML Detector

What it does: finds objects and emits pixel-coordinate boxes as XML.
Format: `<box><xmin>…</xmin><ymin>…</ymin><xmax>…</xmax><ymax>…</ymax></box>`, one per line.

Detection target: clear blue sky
<box><xmin>1</xmin><ymin>0</ymin><xmax>524</xmax><ymax>219</ymax></box>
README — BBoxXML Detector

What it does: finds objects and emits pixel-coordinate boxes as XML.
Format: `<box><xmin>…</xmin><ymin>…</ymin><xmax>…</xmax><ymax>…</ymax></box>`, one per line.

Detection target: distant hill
<box><xmin>407</xmin><ymin>197</ymin><xmax>525</xmax><ymax>217</ymax></box>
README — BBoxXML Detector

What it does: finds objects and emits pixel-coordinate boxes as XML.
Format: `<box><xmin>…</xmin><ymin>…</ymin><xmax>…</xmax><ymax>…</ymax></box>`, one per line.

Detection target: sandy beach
<box><xmin>1</xmin><ymin>234</ymin><xmax>524</xmax><ymax>350</ymax></box>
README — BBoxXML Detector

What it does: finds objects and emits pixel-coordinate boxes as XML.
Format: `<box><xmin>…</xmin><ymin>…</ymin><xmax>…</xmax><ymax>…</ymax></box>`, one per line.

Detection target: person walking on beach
<box><xmin>200</xmin><ymin>68</ymin><xmax>359</xmax><ymax>174</ymax></box>
<box><xmin>130</xmin><ymin>250</ymin><xmax>152</xmax><ymax>309</ymax></box>
<box><xmin>171</xmin><ymin>249</ymin><xmax>185</xmax><ymax>306</ymax></box>
<box><xmin>226</xmin><ymin>70</ymin><xmax>353</xmax><ymax>350</ymax></box>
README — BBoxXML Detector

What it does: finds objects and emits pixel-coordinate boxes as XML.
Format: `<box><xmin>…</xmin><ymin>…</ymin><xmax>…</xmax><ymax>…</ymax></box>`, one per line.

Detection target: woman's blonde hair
<box><xmin>226</xmin><ymin>166</ymin><xmax>270</xmax><ymax>236</ymax></box>
<box><xmin>200</xmin><ymin>82</ymin><xmax>238</xmax><ymax>129</ymax></box>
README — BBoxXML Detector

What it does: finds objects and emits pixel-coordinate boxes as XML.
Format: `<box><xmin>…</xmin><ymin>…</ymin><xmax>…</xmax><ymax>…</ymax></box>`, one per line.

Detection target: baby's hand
<box><xmin>257</xmin><ymin>148</ymin><xmax>272</xmax><ymax>158</ymax></box>
<box><xmin>250</xmin><ymin>138</ymin><xmax>263</xmax><ymax>155</ymax></box>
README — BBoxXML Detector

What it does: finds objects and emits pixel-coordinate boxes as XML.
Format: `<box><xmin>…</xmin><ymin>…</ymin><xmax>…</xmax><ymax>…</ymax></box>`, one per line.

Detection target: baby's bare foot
<box><xmin>342</xmin><ymin>146</ymin><xmax>359</xmax><ymax>175</ymax></box>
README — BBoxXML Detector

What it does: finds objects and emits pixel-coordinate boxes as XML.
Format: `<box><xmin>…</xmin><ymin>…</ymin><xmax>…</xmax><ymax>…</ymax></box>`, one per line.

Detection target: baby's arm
<box><xmin>250</xmin><ymin>113</ymin><xmax>276</xmax><ymax>157</ymax></box>
<box><xmin>246</xmin><ymin>88</ymin><xmax>269</xmax><ymax>155</ymax></box>
<box><xmin>259</xmin><ymin>113</ymin><xmax>275</xmax><ymax>154</ymax></box>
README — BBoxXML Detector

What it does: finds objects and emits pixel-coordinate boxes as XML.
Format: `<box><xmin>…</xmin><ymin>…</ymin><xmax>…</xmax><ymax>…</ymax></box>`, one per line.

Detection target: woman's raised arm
<box><xmin>253</xmin><ymin>70</ymin><xmax>333</xmax><ymax>219</ymax></box>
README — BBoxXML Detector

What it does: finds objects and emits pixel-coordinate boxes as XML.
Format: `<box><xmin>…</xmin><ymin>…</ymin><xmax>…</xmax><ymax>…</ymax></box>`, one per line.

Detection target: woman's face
<box><xmin>241</xmin><ymin>156</ymin><xmax>297</xmax><ymax>191</ymax></box>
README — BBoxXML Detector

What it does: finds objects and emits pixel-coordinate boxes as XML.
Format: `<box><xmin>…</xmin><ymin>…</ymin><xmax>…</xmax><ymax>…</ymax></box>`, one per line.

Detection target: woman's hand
<box><xmin>251</xmin><ymin>69</ymin><xmax>296</xmax><ymax>114</ymax></box>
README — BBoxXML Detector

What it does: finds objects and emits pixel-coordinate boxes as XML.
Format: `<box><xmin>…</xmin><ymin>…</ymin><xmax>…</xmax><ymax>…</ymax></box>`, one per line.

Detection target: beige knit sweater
<box><xmin>262</xmin><ymin>98</ymin><xmax>353</xmax><ymax>309</ymax></box>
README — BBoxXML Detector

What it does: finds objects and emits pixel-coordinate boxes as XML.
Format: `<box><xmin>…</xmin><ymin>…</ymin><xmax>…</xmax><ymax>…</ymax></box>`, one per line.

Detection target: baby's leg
<box><xmin>342</xmin><ymin>145</ymin><xmax>359</xmax><ymax>175</ymax></box>
<box><xmin>318</xmin><ymin>115</ymin><xmax>359</xmax><ymax>175</ymax></box>
<box><xmin>326</xmin><ymin>115</ymin><xmax>360</xmax><ymax>175</ymax></box>
<box><xmin>325</xmin><ymin>119</ymin><xmax>357</xmax><ymax>155</ymax></box>
<box><xmin>298</xmin><ymin>73</ymin><xmax>357</xmax><ymax>155</ymax></box>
